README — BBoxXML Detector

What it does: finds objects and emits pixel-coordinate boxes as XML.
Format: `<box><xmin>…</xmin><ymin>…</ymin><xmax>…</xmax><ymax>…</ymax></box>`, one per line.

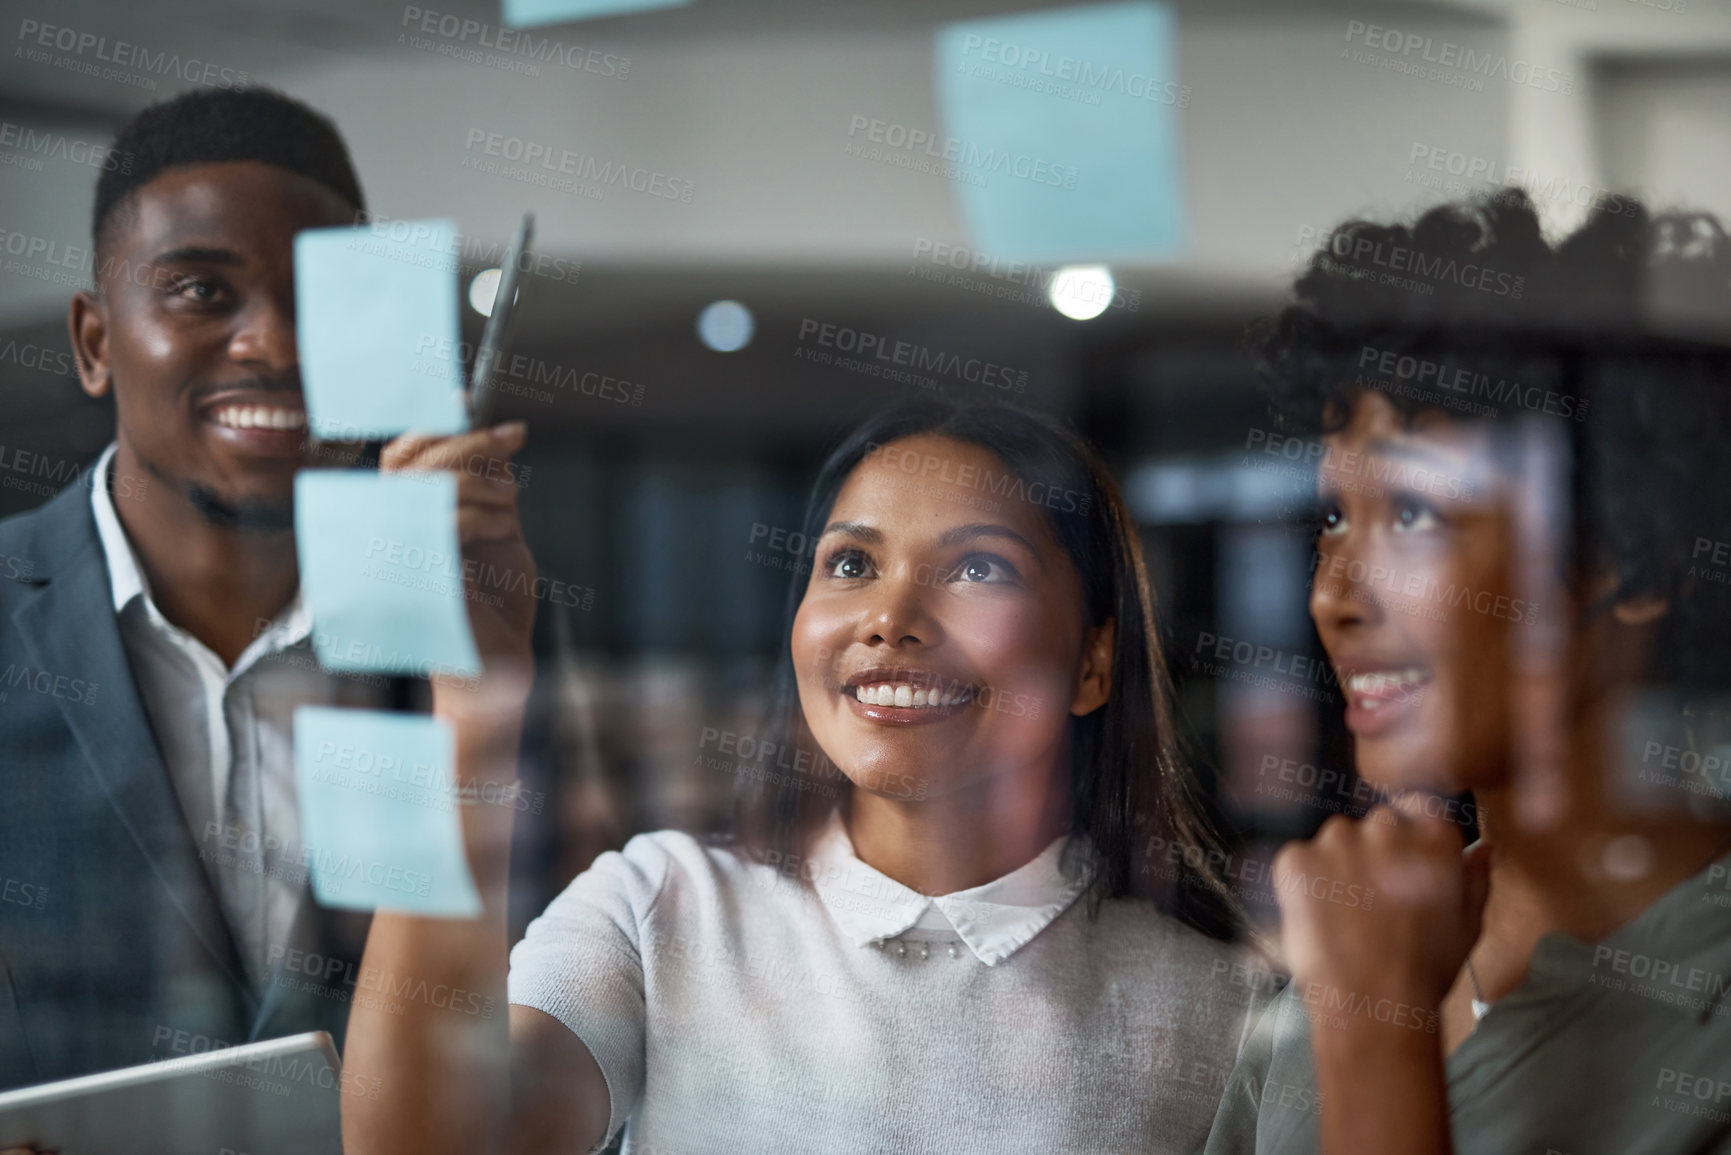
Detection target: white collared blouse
<box><xmin>507</xmin><ymin>815</ymin><xmax>1267</xmax><ymax>1155</ymax></box>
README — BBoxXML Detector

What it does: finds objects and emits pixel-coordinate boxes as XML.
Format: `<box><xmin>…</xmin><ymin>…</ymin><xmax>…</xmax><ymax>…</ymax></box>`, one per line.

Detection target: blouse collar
<box><xmin>806</xmin><ymin>812</ymin><xmax>1090</xmax><ymax>966</ymax></box>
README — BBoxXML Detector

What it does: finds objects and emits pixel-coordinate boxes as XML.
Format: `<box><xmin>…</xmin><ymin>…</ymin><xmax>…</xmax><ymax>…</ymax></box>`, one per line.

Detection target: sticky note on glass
<box><xmin>934</xmin><ymin>1</ymin><xmax>1184</xmax><ymax>263</ymax></box>
<box><xmin>295</xmin><ymin>471</ymin><xmax>481</xmax><ymax>678</ymax></box>
<box><xmin>294</xmin><ymin>707</ymin><xmax>481</xmax><ymax>917</ymax></box>
<box><xmin>294</xmin><ymin>219</ymin><xmax>467</xmax><ymax>440</ymax></box>
<box><xmin>504</xmin><ymin>0</ymin><xmax>689</xmax><ymax>29</ymax></box>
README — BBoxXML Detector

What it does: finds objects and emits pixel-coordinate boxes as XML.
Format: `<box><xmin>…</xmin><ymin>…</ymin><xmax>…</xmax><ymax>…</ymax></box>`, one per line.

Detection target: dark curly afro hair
<box><xmin>1257</xmin><ymin>188</ymin><xmax>1731</xmax><ymax>697</ymax></box>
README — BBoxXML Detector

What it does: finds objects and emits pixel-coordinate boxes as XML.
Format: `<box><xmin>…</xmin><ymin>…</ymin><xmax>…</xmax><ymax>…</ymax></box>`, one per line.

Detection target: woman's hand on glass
<box><xmin>380</xmin><ymin>421</ymin><xmax>538</xmax><ymax>726</ymax></box>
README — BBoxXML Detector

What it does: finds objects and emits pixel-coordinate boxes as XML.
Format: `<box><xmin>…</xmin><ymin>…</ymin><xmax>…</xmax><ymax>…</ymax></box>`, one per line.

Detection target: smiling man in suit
<box><xmin>0</xmin><ymin>87</ymin><xmax>379</xmax><ymax>1088</ymax></box>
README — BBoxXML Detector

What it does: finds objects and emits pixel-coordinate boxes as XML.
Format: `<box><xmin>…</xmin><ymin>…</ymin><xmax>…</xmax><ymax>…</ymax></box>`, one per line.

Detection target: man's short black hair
<box><xmin>93</xmin><ymin>87</ymin><xmax>364</xmax><ymax>254</ymax></box>
<box><xmin>1258</xmin><ymin>189</ymin><xmax>1731</xmax><ymax>697</ymax></box>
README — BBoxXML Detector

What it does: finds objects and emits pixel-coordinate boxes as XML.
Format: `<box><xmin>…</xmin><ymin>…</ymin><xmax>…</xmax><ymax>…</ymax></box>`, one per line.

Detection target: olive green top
<box><xmin>1205</xmin><ymin>849</ymin><xmax>1731</xmax><ymax>1155</ymax></box>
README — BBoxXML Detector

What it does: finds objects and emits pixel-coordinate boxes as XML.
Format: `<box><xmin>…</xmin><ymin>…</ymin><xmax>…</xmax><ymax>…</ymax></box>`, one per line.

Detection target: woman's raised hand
<box><xmin>1274</xmin><ymin>796</ymin><xmax>1490</xmax><ymax>1013</ymax></box>
<box><xmin>379</xmin><ymin>421</ymin><xmax>538</xmax><ymax>736</ymax></box>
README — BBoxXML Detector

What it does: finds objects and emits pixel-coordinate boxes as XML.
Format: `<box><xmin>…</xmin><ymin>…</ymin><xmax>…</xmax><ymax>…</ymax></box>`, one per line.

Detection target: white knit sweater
<box><xmin>508</xmin><ymin>825</ymin><xmax>1265</xmax><ymax>1155</ymax></box>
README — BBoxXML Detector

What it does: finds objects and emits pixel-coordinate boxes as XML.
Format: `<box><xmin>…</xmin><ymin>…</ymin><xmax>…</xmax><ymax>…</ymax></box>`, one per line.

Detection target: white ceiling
<box><xmin>4</xmin><ymin>0</ymin><xmax>1731</xmax><ymax>328</ymax></box>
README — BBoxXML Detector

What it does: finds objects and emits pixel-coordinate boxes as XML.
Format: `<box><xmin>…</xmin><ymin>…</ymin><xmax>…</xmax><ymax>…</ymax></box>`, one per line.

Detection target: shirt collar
<box><xmin>90</xmin><ymin>443</ymin><xmax>145</xmax><ymax>613</ymax></box>
<box><xmin>89</xmin><ymin>443</ymin><xmax>313</xmax><ymax>668</ymax></box>
<box><xmin>807</xmin><ymin>812</ymin><xmax>1090</xmax><ymax>967</ymax></box>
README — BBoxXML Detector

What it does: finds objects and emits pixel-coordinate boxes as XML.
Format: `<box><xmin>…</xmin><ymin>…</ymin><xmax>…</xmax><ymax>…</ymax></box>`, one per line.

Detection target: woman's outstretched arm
<box><xmin>339</xmin><ymin>425</ymin><xmax>610</xmax><ymax>1155</ymax></box>
<box><xmin>339</xmin><ymin>706</ymin><xmax>609</xmax><ymax>1155</ymax></box>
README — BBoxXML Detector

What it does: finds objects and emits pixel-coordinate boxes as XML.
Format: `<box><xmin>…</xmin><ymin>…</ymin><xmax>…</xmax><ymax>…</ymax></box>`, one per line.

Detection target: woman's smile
<box><xmin>793</xmin><ymin>432</ymin><xmax>1099</xmax><ymax>801</ymax></box>
<box><xmin>838</xmin><ymin>665</ymin><xmax>981</xmax><ymax>725</ymax></box>
<box><xmin>1310</xmin><ymin>393</ymin><xmax>1518</xmax><ymax>794</ymax></box>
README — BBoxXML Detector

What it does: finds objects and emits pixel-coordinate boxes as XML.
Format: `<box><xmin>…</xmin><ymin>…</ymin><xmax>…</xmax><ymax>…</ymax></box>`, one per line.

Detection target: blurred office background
<box><xmin>5</xmin><ymin>0</ymin><xmax>1730</xmax><ymax>930</ymax></box>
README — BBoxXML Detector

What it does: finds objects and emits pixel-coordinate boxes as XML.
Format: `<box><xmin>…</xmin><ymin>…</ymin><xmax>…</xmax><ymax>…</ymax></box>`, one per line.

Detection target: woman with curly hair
<box><xmin>1208</xmin><ymin>190</ymin><xmax>1731</xmax><ymax>1154</ymax></box>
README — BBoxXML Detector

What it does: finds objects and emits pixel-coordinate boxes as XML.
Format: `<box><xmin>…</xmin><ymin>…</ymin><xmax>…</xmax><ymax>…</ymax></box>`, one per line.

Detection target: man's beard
<box><xmin>187</xmin><ymin>483</ymin><xmax>295</xmax><ymax>533</ymax></box>
<box><xmin>136</xmin><ymin>447</ymin><xmax>297</xmax><ymax>533</ymax></box>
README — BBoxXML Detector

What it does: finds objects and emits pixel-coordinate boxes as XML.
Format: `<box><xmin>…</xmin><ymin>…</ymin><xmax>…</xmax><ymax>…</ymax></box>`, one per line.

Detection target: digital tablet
<box><xmin>0</xmin><ymin>1031</ymin><xmax>347</xmax><ymax>1154</ymax></box>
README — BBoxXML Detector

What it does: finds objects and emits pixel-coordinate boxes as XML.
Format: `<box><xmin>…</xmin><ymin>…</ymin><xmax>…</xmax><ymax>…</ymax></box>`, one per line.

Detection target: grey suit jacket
<box><xmin>0</xmin><ymin>477</ymin><xmax>372</xmax><ymax>1090</ymax></box>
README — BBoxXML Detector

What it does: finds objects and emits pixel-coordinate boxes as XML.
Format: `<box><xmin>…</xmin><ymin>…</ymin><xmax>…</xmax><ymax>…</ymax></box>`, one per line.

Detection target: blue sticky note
<box><xmin>934</xmin><ymin>1</ymin><xmax>1184</xmax><ymax>263</ymax></box>
<box><xmin>294</xmin><ymin>219</ymin><xmax>468</xmax><ymax>440</ymax></box>
<box><xmin>294</xmin><ymin>707</ymin><xmax>481</xmax><ymax>917</ymax></box>
<box><xmin>504</xmin><ymin>0</ymin><xmax>689</xmax><ymax>29</ymax></box>
<box><xmin>295</xmin><ymin>471</ymin><xmax>482</xmax><ymax>678</ymax></box>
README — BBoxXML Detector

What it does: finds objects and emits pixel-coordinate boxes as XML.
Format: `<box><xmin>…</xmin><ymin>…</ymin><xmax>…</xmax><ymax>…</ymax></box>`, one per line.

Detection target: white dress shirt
<box><xmin>90</xmin><ymin>443</ymin><xmax>316</xmax><ymax>990</ymax></box>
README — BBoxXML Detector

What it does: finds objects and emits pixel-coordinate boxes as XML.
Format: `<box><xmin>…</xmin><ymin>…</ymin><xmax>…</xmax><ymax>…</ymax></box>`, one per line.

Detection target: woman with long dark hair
<box><xmin>343</xmin><ymin>399</ymin><xmax>1262</xmax><ymax>1154</ymax></box>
